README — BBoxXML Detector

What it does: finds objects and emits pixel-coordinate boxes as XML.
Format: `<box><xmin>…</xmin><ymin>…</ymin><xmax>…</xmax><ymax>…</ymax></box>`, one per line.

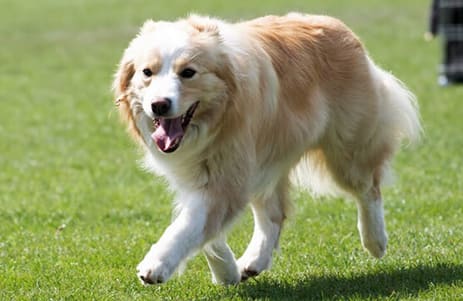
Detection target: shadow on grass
<box><xmin>232</xmin><ymin>263</ymin><xmax>463</xmax><ymax>300</ymax></box>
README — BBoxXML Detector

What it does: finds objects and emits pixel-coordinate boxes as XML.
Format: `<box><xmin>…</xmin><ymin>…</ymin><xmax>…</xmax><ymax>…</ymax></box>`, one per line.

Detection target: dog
<box><xmin>112</xmin><ymin>13</ymin><xmax>421</xmax><ymax>285</ymax></box>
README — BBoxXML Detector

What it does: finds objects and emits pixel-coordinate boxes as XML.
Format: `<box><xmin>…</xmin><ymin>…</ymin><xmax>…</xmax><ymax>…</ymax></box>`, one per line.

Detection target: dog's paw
<box><xmin>236</xmin><ymin>254</ymin><xmax>270</xmax><ymax>281</ymax></box>
<box><xmin>362</xmin><ymin>232</ymin><xmax>388</xmax><ymax>259</ymax></box>
<box><xmin>358</xmin><ymin>222</ymin><xmax>388</xmax><ymax>258</ymax></box>
<box><xmin>136</xmin><ymin>256</ymin><xmax>173</xmax><ymax>285</ymax></box>
<box><xmin>239</xmin><ymin>267</ymin><xmax>260</xmax><ymax>282</ymax></box>
<box><xmin>357</xmin><ymin>202</ymin><xmax>388</xmax><ymax>259</ymax></box>
<box><xmin>211</xmin><ymin>269</ymin><xmax>241</xmax><ymax>285</ymax></box>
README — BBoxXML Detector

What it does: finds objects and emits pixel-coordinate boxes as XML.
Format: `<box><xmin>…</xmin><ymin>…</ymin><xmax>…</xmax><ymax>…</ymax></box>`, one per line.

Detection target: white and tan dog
<box><xmin>113</xmin><ymin>13</ymin><xmax>420</xmax><ymax>285</ymax></box>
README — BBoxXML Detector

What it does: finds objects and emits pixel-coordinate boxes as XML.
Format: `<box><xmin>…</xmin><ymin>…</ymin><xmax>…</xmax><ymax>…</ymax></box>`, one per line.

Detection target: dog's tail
<box><xmin>372</xmin><ymin>62</ymin><xmax>422</xmax><ymax>146</ymax></box>
<box><xmin>291</xmin><ymin>60</ymin><xmax>422</xmax><ymax>197</ymax></box>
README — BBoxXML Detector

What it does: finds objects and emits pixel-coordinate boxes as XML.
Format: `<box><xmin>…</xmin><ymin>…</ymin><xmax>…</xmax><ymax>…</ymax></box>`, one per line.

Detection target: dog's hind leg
<box><xmin>203</xmin><ymin>236</ymin><xmax>241</xmax><ymax>285</ymax></box>
<box><xmin>355</xmin><ymin>178</ymin><xmax>388</xmax><ymax>258</ymax></box>
<box><xmin>237</xmin><ymin>179</ymin><xmax>289</xmax><ymax>281</ymax></box>
<box><xmin>319</xmin><ymin>144</ymin><xmax>388</xmax><ymax>258</ymax></box>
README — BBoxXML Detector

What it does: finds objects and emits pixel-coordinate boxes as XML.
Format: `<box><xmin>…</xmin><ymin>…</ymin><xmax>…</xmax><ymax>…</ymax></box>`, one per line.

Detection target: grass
<box><xmin>1</xmin><ymin>0</ymin><xmax>462</xmax><ymax>300</ymax></box>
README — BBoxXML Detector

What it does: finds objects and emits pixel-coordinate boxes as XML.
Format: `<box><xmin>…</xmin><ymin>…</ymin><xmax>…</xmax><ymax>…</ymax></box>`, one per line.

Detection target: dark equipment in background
<box><xmin>428</xmin><ymin>0</ymin><xmax>463</xmax><ymax>85</ymax></box>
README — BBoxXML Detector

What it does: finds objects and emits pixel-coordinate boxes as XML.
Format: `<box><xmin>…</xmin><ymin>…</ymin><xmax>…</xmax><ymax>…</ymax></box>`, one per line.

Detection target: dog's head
<box><xmin>113</xmin><ymin>16</ymin><xmax>238</xmax><ymax>154</ymax></box>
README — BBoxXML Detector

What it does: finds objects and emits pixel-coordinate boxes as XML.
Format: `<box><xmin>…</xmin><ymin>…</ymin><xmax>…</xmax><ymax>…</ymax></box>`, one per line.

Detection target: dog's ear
<box><xmin>113</xmin><ymin>53</ymin><xmax>135</xmax><ymax>105</ymax></box>
<box><xmin>112</xmin><ymin>50</ymin><xmax>143</xmax><ymax>142</ymax></box>
<box><xmin>113</xmin><ymin>20</ymin><xmax>157</xmax><ymax>102</ymax></box>
<box><xmin>140</xmin><ymin>19</ymin><xmax>157</xmax><ymax>35</ymax></box>
<box><xmin>187</xmin><ymin>14</ymin><xmax>220</xmax><ymax>36</ymax></box>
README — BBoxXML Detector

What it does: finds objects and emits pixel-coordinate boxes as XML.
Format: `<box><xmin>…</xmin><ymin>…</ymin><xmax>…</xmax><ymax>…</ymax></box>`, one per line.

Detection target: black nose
<box><xmin>151</xmin><ymin>98</ymin><xmax>171</xmax><ymax>116</ymax></box>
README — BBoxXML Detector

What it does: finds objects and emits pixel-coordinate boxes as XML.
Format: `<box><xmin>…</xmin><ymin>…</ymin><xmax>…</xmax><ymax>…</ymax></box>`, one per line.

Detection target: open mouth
<box><xmin>151</xmin><ymin>101</ymin><xmax>199</xmax><ymax>153</ymax></box>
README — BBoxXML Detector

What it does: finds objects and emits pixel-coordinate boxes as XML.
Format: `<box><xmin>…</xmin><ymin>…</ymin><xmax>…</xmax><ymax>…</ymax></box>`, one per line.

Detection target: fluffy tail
<box><xmin>291</xmin><ymin>61</ymin><xmax>421</xmax><ymax>197</ymax></box>
<box><xmin>374</xmin><ymin>64</ymin><xmax>422</xmax><ymax>145</ymax></box>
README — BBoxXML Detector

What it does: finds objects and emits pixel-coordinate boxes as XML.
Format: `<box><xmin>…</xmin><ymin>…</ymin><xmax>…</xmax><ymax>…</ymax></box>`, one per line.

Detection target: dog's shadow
<box><xmin>226</xmin><ymin>263</ymin><xmax>463</xmax><ymax>300</ymax></box>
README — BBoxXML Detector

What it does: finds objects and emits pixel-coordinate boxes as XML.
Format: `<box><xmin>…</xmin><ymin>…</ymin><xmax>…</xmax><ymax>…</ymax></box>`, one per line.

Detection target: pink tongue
<box><xmin>151</xmin><ymin>117</ymin><xmax>184</xmax><ymax>152</ymax></box>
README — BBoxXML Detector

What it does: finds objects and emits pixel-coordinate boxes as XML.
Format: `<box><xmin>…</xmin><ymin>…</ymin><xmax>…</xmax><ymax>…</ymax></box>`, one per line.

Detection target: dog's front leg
<box><xmin>136</xmin><ymin>194</ymin><xmax>209</xmax><ymax>285</ymax></box>
<box><xmin>203</xmin><ymin>236</ymin><xmax>241</xmax><ymax>285</ymax></box>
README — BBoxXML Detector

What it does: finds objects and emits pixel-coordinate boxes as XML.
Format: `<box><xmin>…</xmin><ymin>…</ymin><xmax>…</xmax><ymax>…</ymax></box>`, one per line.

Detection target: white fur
<box><xmin>204</xmin><ymin>236</ymin><xmax>241</xmax><ymax>284</ymax></box>
<box><xmin>113</xmin><ymin>14</ymin><xmax>421</xmax><ymax>285</ymax></box>
<box><xmin>136</xmin><ymin>191</ymin><xmax>208</xmax><ymax>283</ymax></box>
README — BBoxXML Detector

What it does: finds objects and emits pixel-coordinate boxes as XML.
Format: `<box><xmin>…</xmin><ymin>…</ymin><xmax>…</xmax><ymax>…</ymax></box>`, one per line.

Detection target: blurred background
<box><xmin>1</xmin><ymin>0</ymin><xmax>462</xmax><ymax>300</ymax></box>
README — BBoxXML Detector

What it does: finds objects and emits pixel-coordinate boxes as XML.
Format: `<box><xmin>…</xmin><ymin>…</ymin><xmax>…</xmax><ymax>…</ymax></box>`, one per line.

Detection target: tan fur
<box><xmin>113</xmin><ymin>13</ymin><xmax>421</xmax><ymax>285</ymax></box>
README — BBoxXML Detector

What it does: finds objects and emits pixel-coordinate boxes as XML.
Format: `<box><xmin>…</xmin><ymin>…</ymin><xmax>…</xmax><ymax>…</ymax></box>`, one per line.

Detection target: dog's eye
<box><xmin>142</xmin><ymin>68</ymin><xmax>153</xmax><ymax>77</ymax></box>
<box><xmin>179</xmin><ymin>68</ymin><xmax>196</xmax><ymax>79</ymax></box>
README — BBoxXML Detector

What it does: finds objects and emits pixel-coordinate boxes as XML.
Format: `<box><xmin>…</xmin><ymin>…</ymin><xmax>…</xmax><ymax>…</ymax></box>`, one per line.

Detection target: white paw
<box><xmin>361</xmin><ymin>231</ymin><xmax>388</xmax><ymax>258</ymax></box>
<box><xmin>358</xmin><ymin>222</ymin><xmax>388</xmax><ymax>258</ymax></box>
<box><xmin>211</xmin><ymin>269</ymin><xmax>241</xmax><ymax>285</ymax></box>
<box><xmin>136</xmin><ymin>251</ymin><xmax>174</xmax><ymax>285</ymax></box>
<box><xmin>236</xmin><ymin>252</ymin><xmax>271</xmax><ymax>281</ymax></box>
<box><xmin>357</xmin><ymin>201</ymin><xmax>388</xmax><ymax>258</ymax></box>
<box><xmin>203</xmin><ymin>240</ymin><xmax>241</xmax><ymax>285</ymax></box>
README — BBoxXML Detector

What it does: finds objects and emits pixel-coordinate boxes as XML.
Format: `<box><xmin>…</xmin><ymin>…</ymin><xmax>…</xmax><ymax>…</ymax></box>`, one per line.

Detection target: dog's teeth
<box><xmin>153</xmin><ymin>118</ymin><xmax>160</xmax><ymax>129</ymax></box>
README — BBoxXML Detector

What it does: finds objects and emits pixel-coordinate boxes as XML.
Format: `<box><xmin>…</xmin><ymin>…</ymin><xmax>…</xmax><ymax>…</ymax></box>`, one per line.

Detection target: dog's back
<box><xmin>224</xmin><ymin>14</ymin><xmax>421</xmax><ymax>197</ymax></box>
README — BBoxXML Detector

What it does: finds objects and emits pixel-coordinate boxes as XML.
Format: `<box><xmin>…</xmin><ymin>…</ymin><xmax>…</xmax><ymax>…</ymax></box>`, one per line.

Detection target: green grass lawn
<box><xmin>1</xmin><ymin>0</ymin><xmax>462</xmax><ymax>300</ymax></box>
